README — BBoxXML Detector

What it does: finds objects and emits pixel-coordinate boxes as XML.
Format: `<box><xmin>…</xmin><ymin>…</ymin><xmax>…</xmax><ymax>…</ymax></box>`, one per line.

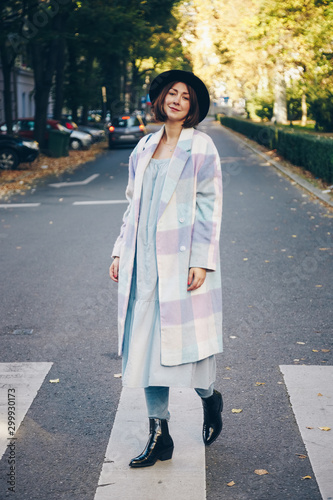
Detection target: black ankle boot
<box><xmin>129</xmin><ymin>418</ymin><xmax>174</xmax><ymax>468</ymax></box>
<box><xmin>201</xmin><ymin>389</ymin><xmax>223</xmax><ymax>446</ymax></box>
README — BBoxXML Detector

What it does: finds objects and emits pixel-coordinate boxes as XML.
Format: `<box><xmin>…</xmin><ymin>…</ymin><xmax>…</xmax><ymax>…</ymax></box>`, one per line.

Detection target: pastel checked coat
<box><xmin>112</xmin><ymin>125</ymin><xmax>223</xmax><ymax>366</ymax></box>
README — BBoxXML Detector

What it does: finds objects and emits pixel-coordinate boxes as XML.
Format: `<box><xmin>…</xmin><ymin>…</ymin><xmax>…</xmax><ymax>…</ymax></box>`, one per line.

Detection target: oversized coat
<box><xmin>112</xmin><ymin>125</ymin><xmax>223</xmax><ymax>367</ymax></box>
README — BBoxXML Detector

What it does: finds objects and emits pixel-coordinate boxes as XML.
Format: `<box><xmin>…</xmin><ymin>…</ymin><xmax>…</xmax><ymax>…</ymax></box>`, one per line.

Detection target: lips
<box><xmin>169</xmin><ymin>107</ymin><xmax>180</xmax><ymax>112</ymax></box>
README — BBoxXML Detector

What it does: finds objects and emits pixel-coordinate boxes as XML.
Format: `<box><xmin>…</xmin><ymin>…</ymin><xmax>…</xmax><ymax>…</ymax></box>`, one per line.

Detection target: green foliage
<box><xmin>220</xmin><ymin>116</ymin><xmax>333</xmax><ymax>183</ymax></box>
<box><xmin>246</xmin><ymin>94</ymin><xmax>274</xmax><ymax>121</ymax></box>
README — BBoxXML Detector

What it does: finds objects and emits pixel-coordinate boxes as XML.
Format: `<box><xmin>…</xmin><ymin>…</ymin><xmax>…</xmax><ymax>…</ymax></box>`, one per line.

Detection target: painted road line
<box><xmin>0</xmin><ymin>362</ymin><xmax>53</xmax><ymax>460</ymax></box>
<box><xmin>280</xmin><ymin>365</ymin><xmax>333</xmax><ymax>500</ymax></box>
<box><xmin>49</xmin><ymin>173</ymin><xmax>100</xmax><ymax>188</ymax></box>
<box><xmin>94</xmin><ymin>387</ymin><xmax>205</xmax><ymax>500</ymax></box>
<box><xmin>0</xmin><ymin>203</ymin><xmax>41</xmax><ymax>209</ymax></box>
<box><xmin>73</xmin><ymin>200</ymin><xmax>128</xmax><ymax>206</ymax></box>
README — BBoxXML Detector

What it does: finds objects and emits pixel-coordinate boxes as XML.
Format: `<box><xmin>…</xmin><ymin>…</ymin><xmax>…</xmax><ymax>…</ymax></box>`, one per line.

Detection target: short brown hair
<box><xmin>152</xmin><ymin>81</ymin><xmax>200</xmax><ymax>128</ymax></box>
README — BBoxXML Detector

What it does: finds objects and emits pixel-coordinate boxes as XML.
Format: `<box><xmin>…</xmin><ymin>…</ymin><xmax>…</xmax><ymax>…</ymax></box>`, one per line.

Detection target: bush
<box><xmin>220</xmin><ymin>116</ymin><xmax>278</xmax><ymax>149</ymax></box>
<box><xmin>220</xmin><ymin>116</ymin><xmax>333</xmax><ymax>183</ymax></box>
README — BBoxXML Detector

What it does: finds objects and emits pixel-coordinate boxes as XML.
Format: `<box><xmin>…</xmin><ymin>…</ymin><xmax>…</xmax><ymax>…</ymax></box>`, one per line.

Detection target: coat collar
<box><xmin>133</xmin><ymin>126</ymin><xmax>194</xmax><ymax>221</ymax></box>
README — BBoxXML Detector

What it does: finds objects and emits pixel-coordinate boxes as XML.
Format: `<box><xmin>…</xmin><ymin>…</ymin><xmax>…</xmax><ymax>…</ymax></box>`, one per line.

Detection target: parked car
<box><xmin>108</xmin><ymin>114</ymin><xmax>147</xmax><ymax>148</ymax></box>
<box><xmin>0</xmin><ymin>118</ymin><xmax>92</xmax><ymax>150</ymax></box>
<box><xmin>0</xmin><ymin>133</ymin><xmax>39</xmax><ymax>170</ymax></box>
<box><xmin>60</xmin><ymin>118</ymin><xmax>105</xmax><ymax>143</ymax></box>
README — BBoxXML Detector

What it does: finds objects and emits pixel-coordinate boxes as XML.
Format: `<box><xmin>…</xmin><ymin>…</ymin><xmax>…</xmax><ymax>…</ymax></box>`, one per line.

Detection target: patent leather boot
<box><xmin>201</xmin><ymin>389</ymin><xmax>223</xmax><ymax>446</ymax></box>
<box><xmin>129</xmin><ymin>418</ymin><xmax>174</xmax><ymax>468</ymax></box>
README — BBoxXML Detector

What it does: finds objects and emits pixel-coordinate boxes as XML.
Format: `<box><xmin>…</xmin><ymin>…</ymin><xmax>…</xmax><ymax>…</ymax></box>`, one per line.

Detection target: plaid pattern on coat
<box><xmin>112</xmin><ymin>125</ymin><xmax>223</xmax><ymax>366</ymax></box>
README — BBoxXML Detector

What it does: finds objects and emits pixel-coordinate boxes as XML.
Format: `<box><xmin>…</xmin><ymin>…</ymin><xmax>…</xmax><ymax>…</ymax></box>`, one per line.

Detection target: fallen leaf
<box><xmin>318</xmin><ymin>427</ymin><xmax>331</xmax><ymax>431</ymax></box>
<box><xmin>270</xmin><ymin>196</ymin><xmax>274</xmax><ymax>199</ymax></box>
<box><xmin>302</xmin><ymin>476</ymin><xmax>312</xmax><ymax>480</ymax></box>
<box><xmin>232</xmin><ymin>409</ymin><xmax>243</xmax><ymax>413</ymax></box>
<box><xmin>306</xmin><ymin>427</ymin><xmax>314</xmax><ymax>429</ymax></box>
<box><xmin>265</xmin><ymin>260</ymin><xmax>270</xmax><ymax>263</ymax></box>
<box><xmin>49</xmin><ymin>379</ymin><xmax>59</xmax><ymax>383</ymax></box>
<box><xmin>230</xmin><ymin>335</ymin><xmax>237</xmax><ymax>339</ymax></box>
<box><xmin>322</xmin><ymin>349</ymin><xmax>330</xmax><ymax>353</ymax></box>
<box><xmin>227</xmin><ymin>481</ymin><xmax>235</xmax><ymax>487</ymax></box>
<box><xmin>319</xmin><ymin>248</ymin><xmax>329</xmax><ymax>251</ymax></box>
<box><xmin>317</xmin><ymin>393</ymin><xmax>323</xmax><ymax>397</ymax></box>
<box><xmin>254</xmin><ymin>469</ymin><xmax>269</xmax><ymax>475</ymax></box>
<box><xmin>255</xmin><ymin>382</ymin><xmax>266</xmax><ymax>386</ymax></box>
<box><xmin>225</xmin><ymin>367</ymin><xmax>231</xmax><ymax>370</ymax></box>
<box><xmin>296</xmin><ymin>454</ymin><xmax>307</xmax><ymax>459</ymax></box>
<box><xmin>312</xmin><ymin>349</ymin><xmax>319</xmax><ymax>352</ymax></box>
<box><xmin>114</xmin><ymin>373</ymin><xmax>122</xmax><ymax>378</ymax></box>
<box><xmin>288</xmin><ymin>255</ymin><xmax>294</xmax><ymax>258</ymax></box>
<box><xmin>315</xmin><ymin>285</ymin><xmax>322</xmax><ymax>288</ymax></box>
<box><xmin>243</xmin><ymin>258</ymin><xmax>248</xmax><ymax>261</ymax></box>
<box><xmin>297</xmin><ymin>342</ymin><xmax>306</xmax><ymax>345</ymax></box>
<box><xmin>292</xmin><ymin>235</ymin><xmax>297</xmax><ymax>238</ymax></box>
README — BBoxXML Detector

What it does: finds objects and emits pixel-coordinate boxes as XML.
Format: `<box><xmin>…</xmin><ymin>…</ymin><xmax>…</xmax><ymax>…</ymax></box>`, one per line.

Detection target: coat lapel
<box><xmin>157</xmin><ymin>127</ymin><xmax>193</xmax><ymax>222</ymax></box>
<box><xmin>133</xmin><ymin>125</ymin><xmax>165</xmax><ymax>219</ymax></box>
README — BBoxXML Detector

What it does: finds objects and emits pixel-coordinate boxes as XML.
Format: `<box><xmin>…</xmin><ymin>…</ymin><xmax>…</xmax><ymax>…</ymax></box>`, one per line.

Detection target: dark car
<box><xmin>0</xmin><ymin>134</ymin><xmax>39</xmax><ymax>170</ymax></box>
<box><xmin>108</xmin><ymin>115</ymin><xmax>147</xmax><ymax>148</ymax></box>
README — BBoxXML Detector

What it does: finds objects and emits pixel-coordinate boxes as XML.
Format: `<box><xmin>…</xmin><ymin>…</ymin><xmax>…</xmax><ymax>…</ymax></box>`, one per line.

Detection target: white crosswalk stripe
<box><xmin>0</xmin><ymin>362</ymin><xmax>53</xmax><ymax>460</ymax></box>
<box><xmin>280</xmin><ymin>365</ymin><xmax>333</xmax><ymax>500</ymax></box>
<box><xmin>94</xmin><ymin>387</ymin><xmax>206</xmax><ymax>500</ymax></box>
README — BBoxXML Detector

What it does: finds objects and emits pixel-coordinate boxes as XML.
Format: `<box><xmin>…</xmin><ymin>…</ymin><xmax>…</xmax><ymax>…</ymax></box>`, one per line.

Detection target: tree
<box><xmin>0</xmin><ymin>1</ymin><xmax>25</xmax><ymax>134</ymax></box>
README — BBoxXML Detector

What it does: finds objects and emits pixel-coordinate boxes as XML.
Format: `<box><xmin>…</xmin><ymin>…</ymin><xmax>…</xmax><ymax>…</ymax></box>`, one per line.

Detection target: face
<box><xmin>163</xmin><ymin>82</ymin><xmax>191</xmax><ymax>123</ymax></box>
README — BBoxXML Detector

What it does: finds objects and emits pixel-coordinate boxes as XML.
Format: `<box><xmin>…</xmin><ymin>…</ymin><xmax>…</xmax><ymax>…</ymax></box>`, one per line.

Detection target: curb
<box><xmin>219</xmin><ymin>124</ymin><xmax>333</xmax><ymax>208</ymax></box>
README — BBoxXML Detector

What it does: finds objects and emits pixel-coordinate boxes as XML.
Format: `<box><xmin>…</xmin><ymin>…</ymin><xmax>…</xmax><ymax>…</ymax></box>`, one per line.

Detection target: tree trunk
<box><xmin>29</xmin><ymin>11</ymin><xmax>61</xmax><ymax>148</ymax></box>
<box><xmin>0</xmin><ymin>44</ymin><xmax>15</xmax><ymax>134</ymax></box>
<box><xmin>301</xmin><ymin>92</ymin><xmax>307</xmax><ymax>126</ymax></box>
<box><xmin>272</xmin><ymin>60</ymin><xmax>288</xmax><ymax>124</ymax></box>
<box><xmin>53</xmin><ymin>32</ymin><xmax>66</xmax><ymax>120</ymax></box>
<box><xmin>66</xmin><ymin>41</ymin><xmax>79</xmax><ymax>122</ymax></box>
<box><xmin>81</xmin><ymin>54</ymin><xmax>94</xmax><ymax>125</ymax></box>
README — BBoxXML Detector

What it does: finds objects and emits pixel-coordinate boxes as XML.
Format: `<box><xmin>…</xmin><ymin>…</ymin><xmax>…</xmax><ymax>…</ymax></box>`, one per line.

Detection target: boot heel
<box><xmin>159</xmin><ymin>446</ymin><xmax>174</xmax><ymax>461</ymax></box>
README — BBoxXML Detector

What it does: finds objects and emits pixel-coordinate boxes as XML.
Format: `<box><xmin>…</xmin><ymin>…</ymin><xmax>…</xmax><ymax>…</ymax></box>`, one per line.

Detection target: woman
<box><xmin>109</xmin><ymin>70</ymin><xmax>223</xmax><ymax>468</ymax></box>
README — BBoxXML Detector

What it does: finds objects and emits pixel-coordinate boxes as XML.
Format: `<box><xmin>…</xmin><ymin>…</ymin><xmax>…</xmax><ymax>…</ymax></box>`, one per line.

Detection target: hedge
<box><xmin>220</xmin><ymin>116</ymin><xmax>333</xmax><ymax>183</ymax></box>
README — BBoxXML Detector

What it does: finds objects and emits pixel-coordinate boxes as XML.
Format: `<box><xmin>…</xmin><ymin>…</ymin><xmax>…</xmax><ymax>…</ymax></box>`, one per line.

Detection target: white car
<box><xmin>60</xmin><ymin>127</ymin><xmax>92</xmax><ymax>150</ymax></box>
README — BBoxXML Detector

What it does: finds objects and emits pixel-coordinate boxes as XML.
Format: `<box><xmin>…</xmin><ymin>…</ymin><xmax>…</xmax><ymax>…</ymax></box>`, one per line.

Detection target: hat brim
<box><xmin>149</xmin><ymin>70</ymin><xmax>210</xmax><ymax>123</ymax></box>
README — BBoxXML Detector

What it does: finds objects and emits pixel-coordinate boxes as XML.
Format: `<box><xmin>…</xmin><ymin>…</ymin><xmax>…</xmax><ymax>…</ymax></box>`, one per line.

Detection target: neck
<box><xmin>163</xmin><ymin>121</ymin><xmax>183</xmax><ymax>143</ymax></box>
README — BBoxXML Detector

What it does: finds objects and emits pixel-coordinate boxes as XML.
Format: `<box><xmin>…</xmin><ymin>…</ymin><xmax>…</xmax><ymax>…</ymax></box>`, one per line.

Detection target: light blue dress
<box><xmin>122</xmin><ymin>157</ymin><xmax>216</xmax><ymax>388</ymax></box>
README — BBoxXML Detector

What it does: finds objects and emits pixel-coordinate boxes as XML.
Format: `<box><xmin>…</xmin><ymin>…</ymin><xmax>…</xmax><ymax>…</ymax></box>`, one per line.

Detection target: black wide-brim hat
<box><xmin>149</xmin><ymin>70</ymin><xmax>210</xmax><ymax>123</ymax></box>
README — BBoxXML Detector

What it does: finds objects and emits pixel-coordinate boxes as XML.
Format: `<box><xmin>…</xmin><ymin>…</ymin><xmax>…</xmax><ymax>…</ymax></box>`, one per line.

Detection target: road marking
<box><xmin>0</xmin><ymin>362</ymin><xmax>53</xmax><ymax>460</ymax></box>
<box><xmin>73</xmin><ymin>200</ymin><xmax>128</xmax><ymax>205</ymax></box>
<box><xmin>49</xmin><ymin>173</ymin><xmax>99</xmax><ymax>188</ymax></box>
<box><xmin>94</xmin><ymin>387</ymin><xmax>206</xmax><ymax>500</ymax></box>
<box><xmin>280</xmin><ymin>365</ymin><xmax>333</xmax><ymax>500</ymax></box>
<box><xmin>0</xmin><ymin>203</ymin><xmax>41</xmax><ymax>208</ymax></box>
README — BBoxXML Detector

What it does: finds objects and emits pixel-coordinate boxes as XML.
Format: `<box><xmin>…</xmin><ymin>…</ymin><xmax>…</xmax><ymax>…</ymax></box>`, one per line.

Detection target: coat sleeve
<box><xmin>189</xmin><ymin>140</ymin><xmax>222</xmax><ymax>271</ymax></box>
<box><xmin>111</xmin><ymin>151</ymin><xmax>136</xmax><ymax>258</ymax></box>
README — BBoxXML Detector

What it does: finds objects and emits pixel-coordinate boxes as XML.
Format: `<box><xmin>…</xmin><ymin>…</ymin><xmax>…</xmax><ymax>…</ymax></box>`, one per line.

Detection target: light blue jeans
<box><xmin>144</xmin><ymin>384</ymin><xmax>214</xmax><ymax>421</ymax></box>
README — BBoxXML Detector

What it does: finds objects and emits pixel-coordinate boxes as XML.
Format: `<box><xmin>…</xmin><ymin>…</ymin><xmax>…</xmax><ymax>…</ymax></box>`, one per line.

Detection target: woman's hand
<box><xmin>109</xmin><ymin>257</ymin><xmax>120</xmax><ymax>283</ymax></box>
<box><xmin>187</xmin><ymin>267</ymin><xmax>206</xmax><ymax>291</ymax></box>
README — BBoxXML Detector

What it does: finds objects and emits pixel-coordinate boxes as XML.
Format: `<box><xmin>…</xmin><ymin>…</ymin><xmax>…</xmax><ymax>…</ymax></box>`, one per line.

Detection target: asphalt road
<box><xmin>0</xmin><ymin>118</ymin><xmax>332</xmax><ymax>499</ymax></box>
